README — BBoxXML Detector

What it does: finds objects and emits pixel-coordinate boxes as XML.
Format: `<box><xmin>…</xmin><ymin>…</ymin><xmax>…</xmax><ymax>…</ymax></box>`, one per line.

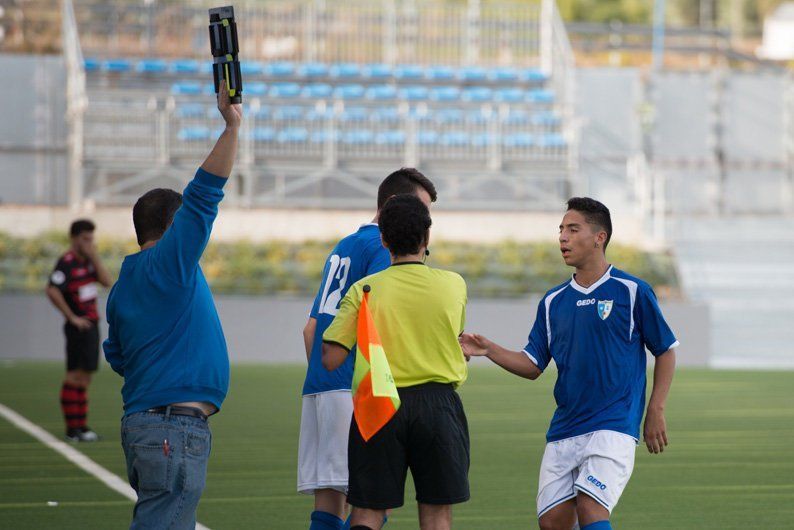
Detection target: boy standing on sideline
<box><xmin>461</xmin><ymin>198</ymin><xmax>677</xmax><ymax>530</ymax></box>
<box><xmin>103</xmin><ymin>81</ymin><xmax>240</xmax><ymax>529</ymax></box>
<box><xmin>46</xmin><ymin>219</ymin><xmax>112</xmax><ymax>442</ymax></box>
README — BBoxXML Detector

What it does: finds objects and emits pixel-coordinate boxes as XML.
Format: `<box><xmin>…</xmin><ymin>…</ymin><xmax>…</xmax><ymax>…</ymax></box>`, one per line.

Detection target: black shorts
<box><xmin>347</xmin><ymin>382</ymin><xmax>470</xmax><ymax>510</ymax></box>
<box><xmin>64</xmin><ymin>321</ymin><xmax>100</xmax><ymax>372</ymax></box>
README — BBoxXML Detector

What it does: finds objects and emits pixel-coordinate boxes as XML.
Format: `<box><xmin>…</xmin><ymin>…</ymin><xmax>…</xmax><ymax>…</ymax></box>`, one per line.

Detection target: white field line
<box><xmin>0</xmin><ymin>402</ymin><xmax>210</xmax><ymax>530</ymax></box>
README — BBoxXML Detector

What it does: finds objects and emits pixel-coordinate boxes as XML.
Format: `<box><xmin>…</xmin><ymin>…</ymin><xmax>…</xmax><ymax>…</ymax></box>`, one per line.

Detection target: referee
<box><xmin>322</xmin><ymin>194</ymin><xmax>470</xmax><ymax>530</ymax></box>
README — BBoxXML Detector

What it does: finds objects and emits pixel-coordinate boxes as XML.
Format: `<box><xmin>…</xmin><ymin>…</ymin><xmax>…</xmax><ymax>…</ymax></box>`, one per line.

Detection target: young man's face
<box><xmin>558</xmin><ymin>209</ymin><xmax>605</xmax><ymax>268</ymax></box>
<box><xmin>71</xmin><ymin>231</ymin><xmax>95</xmax><ymax>258</ymax></box>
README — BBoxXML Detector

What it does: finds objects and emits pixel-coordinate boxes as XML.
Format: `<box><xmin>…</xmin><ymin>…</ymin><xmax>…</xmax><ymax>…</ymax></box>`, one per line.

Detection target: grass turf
<box><xmin>1</xmin><ymin>362</ymin><xmax>793</xmax><ymax>529</ymax></box>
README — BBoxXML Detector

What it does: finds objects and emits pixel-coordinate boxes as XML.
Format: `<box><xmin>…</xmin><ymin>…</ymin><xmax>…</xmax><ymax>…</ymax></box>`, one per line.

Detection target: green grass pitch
<box><xmin>1</xmin><ymin>362</ymin><xmax>793</xmax><ymax>529</ymax></box>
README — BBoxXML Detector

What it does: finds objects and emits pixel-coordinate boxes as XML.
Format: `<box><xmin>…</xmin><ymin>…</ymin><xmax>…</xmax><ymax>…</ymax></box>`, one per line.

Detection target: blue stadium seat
<box><xmin>531</xmin><ymin>111</ymin><xmax>561</xmax><ymax>127</ymax></box>
<box><xmin>310</xmin><ymin>130</ymin><xmax>332</xmax><ymax>143</ymax></box>
<box><xmin>434</xmin><ymin>108</ymin><xmax>465</xmax><ymax>124</ymax></box>
<box><xmin>246</xmin><ymin>82</ymin><xmax>268</xmax><ymax>96</ymax></box>
<box><xmin>175</xmin><ymin>103</ymin><xmax>205</xmax><ymax>119</ymax></box>
<box><xmin>341</xmin><ymin>129</ymin><xmax>374</xmax><ymax>145</ymax></box>
<box><xmin>521</xmin><ymin>68</ymin><xmax>548</xmax><ymax>83</ymax></box>
<box><xmin>408</xmin><ymin>107</ymin><xmax>431</xmax><ymax>122</ymax></box>
<box><xmin>273</xmin><ymin>105</ymin><xmax>305</xmax><ymax>120</ymax></box>
<box><xmin>471</xmin><ymin>132</ymin><xmax>496</xmax><ymax>147</ymax></box>
<box><xmin>241</xmin><ymin>62</ymin><xmax>265</xmax><ymax>76</ymax></box>
<box><xmin>416</xmin><ymin>130</ymin><xmax>439</xmax><ymax>145</ymax></box>
<box><xmin>305</xmin><ymin>108</ymin><xmax>334</xmax><ymax>121</ymax></box>
<box><xmin>362</xmin><ymin>63</ymin><xmax>393</xmax><ymax>79</ymax></box>
<box><xmin>399</xmin><ymin>86</ymin><xmax>429</xmax><ymax>101</ymax></box>
<box><xmin>178</xmin><ymin>127</ymin><xmax>210</xmax><ymax>141</ymax></box>
<box><xmin>172</xmin><ymin>60</ymin><xmax>199</xmax><ymax>74</ymax></box>
<box><xmin>503</xmin><ymin>132</ymin><xmax>534</xmax><ymax>148</ymax></box>
<box><xmin>365</xmin><ymin>85</ymin><xmax>397</xmax><ymax>101</ymax></box>
<box><xmin>333</xmin><ymin>85</ymin><xmax>365</xmax><ymax>100</ymax></box>
<box><xmin>269</xmin><ymin>83</ymin><xmax>301</xmax><ymax>98</ymax></box>
<box><xmin>251</xmin><ymin>127</ymin><xmax>276</xmax><ymax>142</ymax></box>
<box><xmin>264</xmin><ymin>62</ymin><xmax>295</xmax><ymax>77</ymax></box>
<box><xmin>171</xmin><ymin>81</ymin><xmax>202</xmax><ymax>95</ymax></box>
<box><xmin>537</xmin><ymin>133</ymin><xmax>566</xmax><ymax>148</ymax></box>
<box><xmin>104</xmin><ymin>59</ymin><xmax>131</xmax><ymax>73</ymax></box>
<box><xmin>253</xmin><ymin>105</ymin><xmax>271</xmax><ymax>119</ymax></box>
<box><xmin>466</xmin><ymin>109</ymin><xmax>489</xmax><ymax>124</ymax></box>
<box><xmin>440</xmin><ymin>131</ymin><xmax>470</xmax><ymax>147</ymax></box>
<box><xmin>376</xmin><ymin>130</ymin><xmax>406</xmax><ymax>145</ymax></box>
<box><xmin>137</xmin><ymin>59</ymin><xmax>167</xmax><ymax>74</ymax></box>
<box><xmin>302</xmin><ymin>83</ymin><xmax>333</xmax><ymax>99</ymax></box>
<box><xmin>277</xmin><ymin>127</ymin><xmax>309</xmax><ymax>143</ymax></box>
<box><xmin>527</xmin><ymin>89</ymin><xmax>555</xmax><ymax>103</ymax></box>
<box><xmin>425</xmin><ymin>65</ymin><xmax>456</xmax><ymax>80</ymax></box>
<box><xmin>429</xmin><ymin>86</ymin><xmax>461</xmax><ymax>102</ymax></box>
<box><xmin>394</xmin><ymin>65</ymin><xmax>424</xmax><ymax>80</ymax></box>
<box><xmin>495</xmin><ymin>87</ymin><xmax>525</xmax><ymax>103</ymax></box>
<box><xmin>299</xmin><ymin>63</ymin><xmax>329</xmax><ymax>78</ymax></box>
<box><xmin>330</xmin><ymin>63</ymin><xmax>361</xmax><ymax>79</ymax></box>
<box><xmin>340</xmin><ymin>107</ymin><xmax>369</xmax><ymax>122</ymax></box>
<box><xmin>502</xmin><ymin>109</ymin><xmax>530</xmax><ymax>125</ymax></box>
<box><xmin>84</xmin><ymin>58</ymin><xmax>100</xmax><ymax>72</ymax></box>
<box><xmin>458</xmin><ymin>66</ymin><xmax>487</xmax><ymax>82</ymax></box>
<box><xmin>200</xmin><ymin>61</ymin><xmax>214</xmax><ymax>75</ymax></box>
<box><xmin>489</xmin><ymin>67</ymin><xmax>519</xmax><ymax>82</ymax></box>
<box><xmin>462</xmin><ymin>86</ymin><xmax>493</xmax><ymax>102</ymax></box>
<box><xmin>203</xmin><ymin>83</ymin><xmax>217</xmax><ymax>95</ymax></box>
<box><xmin>371</xmin><ymin>108</ymin><xmax>401</xmax><ymax>123</ymax></box>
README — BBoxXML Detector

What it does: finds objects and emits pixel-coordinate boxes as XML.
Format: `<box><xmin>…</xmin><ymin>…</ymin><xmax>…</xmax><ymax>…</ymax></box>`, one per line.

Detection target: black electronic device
<box><xmin>208</xmin><ymin>5</ymin><xmax>242</xmax><ymax>103</ymax></box>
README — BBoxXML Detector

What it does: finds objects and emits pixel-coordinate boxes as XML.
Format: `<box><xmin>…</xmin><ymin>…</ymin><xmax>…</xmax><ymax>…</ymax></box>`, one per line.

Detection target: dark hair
<box><xmin>566</xmin><ymin>197</ymin><xmax>612</xmax><ymax>250</ymax></box>
<box><xmin>377</xmin><ymin>168</ymin><xmax>437</xmax><ymax>209</ymax></box>
<box><xmin>133</xmin><ymin>188</ymin><xmax>183</xmax><ymax>246</ymax></box>
<box><xmin>378</xmin><ymin>194</ymin><xmax>432</xmax><ymax>257</ymax></box>
<box><xmin>70</xmin><ymin>219</ymin><xmax>95</xmax><ymax>237</ymax></box>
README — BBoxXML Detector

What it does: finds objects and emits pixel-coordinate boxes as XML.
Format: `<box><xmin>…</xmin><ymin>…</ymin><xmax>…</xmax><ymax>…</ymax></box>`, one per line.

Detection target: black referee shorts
<box><xmin>347</xmin><ymin>382</ymin><xmax>470</xmax><ymax>510</ymax></box>
<box><xmin>64</xmin><ymin>321</ymin><xmax>100</xmax><ymax>372</ymax></box>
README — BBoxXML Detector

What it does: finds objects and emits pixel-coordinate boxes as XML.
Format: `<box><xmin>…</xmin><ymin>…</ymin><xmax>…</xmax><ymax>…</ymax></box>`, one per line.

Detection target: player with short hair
<box><xmin>323</xmin><ymin>194</ymin><xmax>470</xmax><ymax>530</ymax></box>
<box><xmin>460</xmin><ymin>197</ymin><xmax>677</xmax><ymax>530</ymax></box>
<box><xmin>299</xmin><ymin>168</ymin><xmax>437</xmax><ymax>530</ymax></box>
<box><xmin>46</xmin><ymin>219</ymin><xmax>112</xmax><ymax>442</ymax></box>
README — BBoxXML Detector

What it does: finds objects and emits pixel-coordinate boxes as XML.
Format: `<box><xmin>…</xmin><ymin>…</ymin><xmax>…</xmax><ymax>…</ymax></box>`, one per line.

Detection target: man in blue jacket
<box><xmin>103</xmin><ymin>81</ymin><xmax>241</xmax><ymax>529</ymax></box>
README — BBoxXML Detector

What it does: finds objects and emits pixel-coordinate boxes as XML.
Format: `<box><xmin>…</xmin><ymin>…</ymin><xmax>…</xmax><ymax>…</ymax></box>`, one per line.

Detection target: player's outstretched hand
<box><xmin>459</xmin><ymin>333</ymin><xmax>491</xmax><ymax>357</ymax></box>
<box><xmin>217</xmin><ymin>79</ymin><xmax>242</xmax><ymax>130</ymax></box>
<box><xmin>643</xmin><ymin>408</ymin><xmax>668</xmax><ymax>454</ymax></box>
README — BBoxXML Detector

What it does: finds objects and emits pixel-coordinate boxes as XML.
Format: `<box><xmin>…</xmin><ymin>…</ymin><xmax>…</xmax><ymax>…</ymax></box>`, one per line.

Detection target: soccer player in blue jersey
<box><xmin>299</xmin><ymin>168</ymin><xmax>437</xmax><ymax>530</ymax></box>
<box><xmin>460</xmin><ymin>197</ymin><xmax>677</xmax><ymax>530</ymax></box>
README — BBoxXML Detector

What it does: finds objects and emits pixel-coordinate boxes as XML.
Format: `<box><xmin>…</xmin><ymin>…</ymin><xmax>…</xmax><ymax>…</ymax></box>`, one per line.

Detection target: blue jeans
<box><xmin>121</xmin><ymin>411</ymin><xmax>212</xmax><ymax>530</ymax></box>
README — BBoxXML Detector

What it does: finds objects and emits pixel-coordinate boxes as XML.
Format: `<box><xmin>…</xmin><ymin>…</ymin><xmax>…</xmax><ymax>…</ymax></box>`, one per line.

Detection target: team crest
<box><xmin>597</xmin><ymin>300</ymin><xmax>613</xmax><ymax>320</ymax></box>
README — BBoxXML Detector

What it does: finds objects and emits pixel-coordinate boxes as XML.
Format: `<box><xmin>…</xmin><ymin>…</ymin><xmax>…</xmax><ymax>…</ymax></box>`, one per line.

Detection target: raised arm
<box><xmin>459</xmin><ymin>333</ymin><xmax>542</xmax><ymax>379</ymax></box>
<box><xmin>153</xmin><ymin>81</ymin><xmax>242</xmax><ymax>284</ymax></box>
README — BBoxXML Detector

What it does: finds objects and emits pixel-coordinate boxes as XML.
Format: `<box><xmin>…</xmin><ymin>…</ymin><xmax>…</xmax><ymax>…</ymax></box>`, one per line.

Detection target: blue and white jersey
<box><xmin>302</xmin><ymin>223</ymin><xmax>391</xmax><ymax>395</ymax></box>
<box><xmin>523</xmin><ymin>266</ymin><xmax>678</xmax><ymax>443</ymax></box>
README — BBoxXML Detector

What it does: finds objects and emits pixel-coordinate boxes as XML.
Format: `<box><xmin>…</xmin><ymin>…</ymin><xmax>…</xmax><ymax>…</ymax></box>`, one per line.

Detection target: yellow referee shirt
<box><xmin>323</xmin><ymin>262</ymin><xmax>468</xmax><ymax>388</ymax></box>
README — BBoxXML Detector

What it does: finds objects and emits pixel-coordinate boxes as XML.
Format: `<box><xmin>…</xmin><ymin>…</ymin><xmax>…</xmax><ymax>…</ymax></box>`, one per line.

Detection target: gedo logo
<box><xmin>587</xmin><ymin>475</ymin><xmax>607</xmax><ymax>490</ymax></box>
<box><xmin>576</xmin><ymin>298</ymin><xmax>596</xmax><ymax>307</ymax></box>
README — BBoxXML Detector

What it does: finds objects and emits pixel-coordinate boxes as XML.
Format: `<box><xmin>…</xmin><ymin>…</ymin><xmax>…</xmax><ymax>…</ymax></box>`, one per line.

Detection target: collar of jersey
<box><xmin>390</xmin><ymin>261</ymin><xmax>425</xmax><ymax>267</ymax></box>
<box><xmin>359</xmin><ymin>222</ymin><xmax>379</xmax><ymax>229</ymax></box>
<box><xmin>569</xmin><ymin>265</ymin><xmax>613</xmax><ymax>295</ymax></box>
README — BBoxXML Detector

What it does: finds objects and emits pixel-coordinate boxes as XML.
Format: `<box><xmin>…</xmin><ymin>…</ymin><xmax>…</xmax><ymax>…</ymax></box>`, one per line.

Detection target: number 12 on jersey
<box><xmin>318</xmin><ymin>255</ymin><xmax>351</xmax><ymax>316</ymax></box>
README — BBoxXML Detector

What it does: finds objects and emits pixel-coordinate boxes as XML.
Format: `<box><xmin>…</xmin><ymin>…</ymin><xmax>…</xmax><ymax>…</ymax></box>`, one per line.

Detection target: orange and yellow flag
<box><xmin>352</xmin><ymin>286</ymin><xmax>400</xmax><ymax>442</ymax></box>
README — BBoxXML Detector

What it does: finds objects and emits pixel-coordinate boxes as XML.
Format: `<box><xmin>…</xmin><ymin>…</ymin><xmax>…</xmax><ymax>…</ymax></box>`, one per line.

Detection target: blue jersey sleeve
<box><xmin>152</xmin><ymin>168</ymin><xmax>226</xmax><ymax>285</ymax></box>
<box><xmin>636</xmin><ymin>284</ymin><xmax>678</xmax><ymax>356</ymax></box>
<box><xmin>102</xmin><ymin>290</ymin><xmax>124</xmax><ymax>376</ymax></box>
<box><xmin>309</xmin><ymin>257</ymin><xmax>330</xmax><ymax>319</ymax></box>
<box><xmin>523</xmin><ymin>299</ymin><xmax>551</xmax><ymax>371</ymax></box>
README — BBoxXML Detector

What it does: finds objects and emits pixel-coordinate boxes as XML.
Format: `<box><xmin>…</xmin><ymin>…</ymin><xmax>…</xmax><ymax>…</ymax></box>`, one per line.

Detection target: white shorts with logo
<box><xmin>537</xmin><ymin>430</ymin><xmax>636</xmax><ymax>517</ymax></box>
<box><xmin>297</xmin><ymin>390</ymin><xmax>353</xmax><ymax>495</ymax></box>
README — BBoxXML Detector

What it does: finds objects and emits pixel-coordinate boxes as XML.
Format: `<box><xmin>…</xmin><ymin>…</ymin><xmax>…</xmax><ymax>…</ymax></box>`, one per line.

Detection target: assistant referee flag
<box><xmin>352</xmin><ymin>285</ymin><xmax>400</xmax><ymax>441</ymax></box>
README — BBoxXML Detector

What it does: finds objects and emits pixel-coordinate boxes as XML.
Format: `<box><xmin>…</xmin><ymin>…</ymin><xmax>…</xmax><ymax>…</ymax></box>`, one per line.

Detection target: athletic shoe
<box><xmin>65</xmin><ymin>427</ymin><xmax>99</xmax><ymax>442</ymax></box>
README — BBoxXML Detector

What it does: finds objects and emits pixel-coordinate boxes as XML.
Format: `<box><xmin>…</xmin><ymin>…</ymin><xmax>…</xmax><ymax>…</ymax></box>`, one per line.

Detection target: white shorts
<box><xmin>536</xmin><ymin>430</ymin><xmax>636</xmax><ymax>517</ymax></box>
<box><xmin>297</xmin><ymin>390</ymin><xmax>353</xmax><ymax>495</ymax></box>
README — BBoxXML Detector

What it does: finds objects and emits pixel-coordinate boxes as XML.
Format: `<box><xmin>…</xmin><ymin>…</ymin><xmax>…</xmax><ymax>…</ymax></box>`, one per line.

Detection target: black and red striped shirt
<box><xmin>49</xmin><ymin>251</ymin><xmax>99</xmax><ymax>322</ymax></box>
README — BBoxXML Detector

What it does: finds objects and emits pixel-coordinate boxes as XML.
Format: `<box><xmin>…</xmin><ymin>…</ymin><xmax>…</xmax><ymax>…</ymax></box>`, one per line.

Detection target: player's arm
<box><xmin>459</xmin><ymin>333</ymin><xmax>542</xmax><ymax>379</ymax></box>
<box><xmin>103</xmin><ymin>299</ymin><xmax>124</xmax><ymax>376</ymax></box>
<box><xmin>153</xmin><ymin>81</ymin><xmax>242</xmax><ymax>284</ymax></box>
<box><xmin>321</xmin><ymin>286</ymin><xmax>361</xmax><ymax>371</ymax></box>
<box><xmin>303</xmin><ymin>317</ymin><xmax>317</xmax><ymax>362</ymax></box>
<box><xmin>644</xmin><ymin>348</ymin><xmax>676</xmax><ymax>454</ymax></box>
<box><xmin>322</xmin><ymin>341</ymin><xmax>349</xmax><ymax>371</ymax></box>
<box><xmin>45</xmin><ymin>282</ymin><xmax>92</xmax><ymax>331</ymax></box>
